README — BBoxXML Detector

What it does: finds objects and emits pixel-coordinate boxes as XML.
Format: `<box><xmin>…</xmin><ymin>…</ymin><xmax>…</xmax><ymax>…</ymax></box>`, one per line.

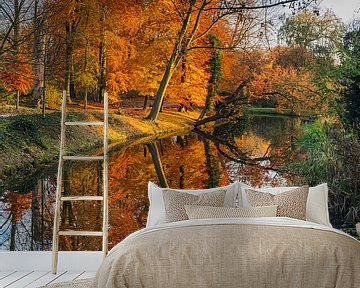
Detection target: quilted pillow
<box><xmin>162</xmin><ymin>189</ymin><xmax>226</xmax><ymax>223</ymax></box>
<box><xmin>184</xmin><ymin>205</ymin><xmax>278</xmax><ymax>220</ymax></box>
<box><xmin>246</xmin><ymin>186</ymin><xmax>309</xmax><ymax>220</ymax></box>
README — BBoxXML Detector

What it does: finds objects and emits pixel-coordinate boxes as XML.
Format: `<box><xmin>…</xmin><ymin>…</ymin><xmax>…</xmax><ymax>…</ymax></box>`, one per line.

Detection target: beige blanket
<box><xmin>93</xmin><ymin>218</ymin><xmax>360</xmax><ymax>288</ymax></box>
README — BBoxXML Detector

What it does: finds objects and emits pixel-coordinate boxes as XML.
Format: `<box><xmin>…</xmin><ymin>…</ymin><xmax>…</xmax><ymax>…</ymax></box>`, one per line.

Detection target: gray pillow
<box><xmin>184</xmin><ymin>205</ymin><xmax>278</xmax><ymax>220</ymax></box>
<box><xmin>162</xmin><ymin>189</ymin><xmax>226</xmax><ymax>223</ymax></box>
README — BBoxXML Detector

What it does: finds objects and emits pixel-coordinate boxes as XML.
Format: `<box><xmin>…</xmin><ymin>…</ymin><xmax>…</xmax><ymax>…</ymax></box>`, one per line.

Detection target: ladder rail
<box><xmin>52</xmin><ymin>90</ymin><xmax>109</xmax><ymax>274</ymax></box>
<box><xmin>102</xmin><ymin>92</ymin><xmax>109</xmax><ymax>259</ymax></box>
<box><xmin>52</xmin><ymin>90</ymin><xmax>67</xmax><ymax>274</ymax></box>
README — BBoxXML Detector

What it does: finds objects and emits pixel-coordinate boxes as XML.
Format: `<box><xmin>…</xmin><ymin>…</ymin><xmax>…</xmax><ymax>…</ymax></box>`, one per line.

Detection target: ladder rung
<box><xmin>58</xmin><ymin>231</ymin><xmax>103</xmax><ymax>237</ymax></box>
<box><xmin>63</xmin><ymin>156</ymin><xmax>104</xmax><ymax>161</ymax></box>
<box><xmin>65</xmin><ymin>121</ymin><xmax>104</xmax><ymax>126</ymax></box>
<box><xmin>61</xmin><ymin>196</ymin><xmax>103</xmax><ymax>201</ymax></box>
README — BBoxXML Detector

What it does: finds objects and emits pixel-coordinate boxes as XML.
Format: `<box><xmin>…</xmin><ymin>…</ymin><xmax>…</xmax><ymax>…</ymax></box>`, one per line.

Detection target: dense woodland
<box><xmin>0</xmin><ymin>0</ymin><xmax>358</xmax><ymax>124</ymax></box>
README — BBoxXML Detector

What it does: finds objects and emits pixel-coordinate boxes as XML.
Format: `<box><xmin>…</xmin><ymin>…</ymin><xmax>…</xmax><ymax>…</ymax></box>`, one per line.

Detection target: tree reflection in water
<box><xmin>0</xmin><ymin>116</ymin><xmax>305</xmax><ymax>251</ymax></box>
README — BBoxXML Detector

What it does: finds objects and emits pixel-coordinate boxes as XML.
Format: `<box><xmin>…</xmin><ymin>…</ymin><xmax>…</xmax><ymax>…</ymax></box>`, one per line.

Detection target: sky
<box><xmin>320</xmin><ymin>0</ymin><xmax>360</xmax><ymax>23</ymax></box>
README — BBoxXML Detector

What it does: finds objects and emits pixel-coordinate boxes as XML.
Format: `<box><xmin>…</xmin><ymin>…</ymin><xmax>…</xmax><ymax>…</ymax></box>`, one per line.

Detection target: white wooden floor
<box><xmin>0</xmin><ymin>270</ymin><xmax>95</xmax><ymax>288</ymax></box>
<box><xmin>0</xmin><ymin>251</ymin><xmax>102</xmax><ymax>288</ymax></box>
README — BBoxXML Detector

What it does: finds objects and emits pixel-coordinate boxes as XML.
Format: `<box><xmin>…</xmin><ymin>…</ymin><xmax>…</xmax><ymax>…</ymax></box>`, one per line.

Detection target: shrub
<box><xmin>292</xmin><ymin>120</ymin><xmax>360</xmax><ymax>229</ymax></box>
<box><xmin>45</xmin><ymin>85</ymin><xmax>62</xmax><ymax>109</ymax></box>
<box><xmin>7</xmin><ymin>119</ymin><xmax>45</xmax><ymax>147</ymax></box>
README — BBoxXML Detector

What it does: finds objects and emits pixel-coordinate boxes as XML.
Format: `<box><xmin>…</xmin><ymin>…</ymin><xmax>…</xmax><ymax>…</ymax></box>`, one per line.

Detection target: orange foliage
<box><xmin>221</xmin><ymin>47</ymin><xmax>332</xmax><ymax>114</ymax></box>
<box><xmin>2</xmin><ymin>192</ymin><xmax>32</xmax><ymax>221</ymax></box>
<box><xmin>0</xmin><ymin>55</ymin><xmax>33</xmax><ymax>94</ymax></box>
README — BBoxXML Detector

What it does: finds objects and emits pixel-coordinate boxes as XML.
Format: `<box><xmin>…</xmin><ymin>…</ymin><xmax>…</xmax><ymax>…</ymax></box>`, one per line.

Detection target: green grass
<box><xmin>0</xmin><ymin>110</ymin><xmax>197</xmax><ymax>180</ymax></box>
<box><xmin>246</xmin><ymin>107</ymin><xmax>316</xmax><ymax>118</ymax></box>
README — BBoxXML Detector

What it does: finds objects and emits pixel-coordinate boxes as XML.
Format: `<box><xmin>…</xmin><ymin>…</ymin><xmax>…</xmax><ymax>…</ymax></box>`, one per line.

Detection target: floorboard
<box><xmin>6</xmin><ymin>272</ymin><xmax>49</xmax><ymax>288</ymax></box>
<box><xmin>75</xmin><ymin>271</ymin><xmax>96</xmax><ymax>280</ymax></box>
<box><xmin>0</xmin><ymin>271</ymin><xmax>96</xmax><ymax>287</ymax></box>
<box><xmin>0</xmin><ymin>272</ymin><xmax>16</xmax><ymax>282</ymax></box>
<box><xmin>0</xmin><ymin>272</ymin><xmax>32</xmax><ymax>288</ymax></box>
<box><xmin>48</xmin><ymin>271</ymin><xmax>84</xmax><ymax>285</ymax></box>
<box><xmin>23</xmin><ymin>271</ymin><xmax>67</xmax><ymax>288</ymax></box>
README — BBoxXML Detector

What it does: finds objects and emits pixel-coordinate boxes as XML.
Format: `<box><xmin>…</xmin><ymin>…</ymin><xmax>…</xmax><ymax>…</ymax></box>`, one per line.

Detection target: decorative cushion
<box><xmin>146</xmin><ymin>181</ymin><xmax>239</xmax><ymax>227</ymax></box>
<box><xmin>239</xmin><ymin>183</ymin><xmax>332</xmax><ymax>227</ymax></box>
<box><xmin>162</xmin><ymin>189</ymin><xmax>226</xmax><ymax>223</ymax></box>
<box><xmin>245</xmin><ymin>186</ymin><xmax>309</xmax><ymax>220</ymax></box>
<box><xmin>184</xmin><ymin>205</ymin><xmax>278</xmax><ymax>220</ymax></box>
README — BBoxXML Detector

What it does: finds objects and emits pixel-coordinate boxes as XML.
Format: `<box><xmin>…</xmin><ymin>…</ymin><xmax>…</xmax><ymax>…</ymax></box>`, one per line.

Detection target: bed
<box><xmin>92</xmin><ymin>182</ymin><xmax>360</xmax><ymax>288</ymax></box>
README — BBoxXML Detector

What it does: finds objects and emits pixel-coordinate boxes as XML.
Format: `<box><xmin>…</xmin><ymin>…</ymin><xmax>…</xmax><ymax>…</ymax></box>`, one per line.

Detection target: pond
<box><xmin>0</xmin><ymin>115</ymin><xmax>307</xmax><ymax>251</ymax></box>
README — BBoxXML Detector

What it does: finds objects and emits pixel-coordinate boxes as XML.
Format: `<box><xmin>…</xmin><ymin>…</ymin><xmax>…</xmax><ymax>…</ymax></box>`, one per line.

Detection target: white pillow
<box><xmin>146</xmin><ymin>181</ymin><xmax>239</xmax><ymax>228</ymax></box>
<box><xmin>239</xmin><ymin>183</ymin><xmax>331</xmax><ymax>227</ymax></box>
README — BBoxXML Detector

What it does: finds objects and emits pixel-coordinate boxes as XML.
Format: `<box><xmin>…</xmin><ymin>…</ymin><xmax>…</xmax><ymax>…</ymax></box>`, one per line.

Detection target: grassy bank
<box><xmin>247</xmin><ymin>107</ymin><xmax>316</xmax><ymax>118</ymax></box>
<box><xmin>0</xmin><ymin>109</ymin><xmax>198</xmax><ymax>180</ymax></box>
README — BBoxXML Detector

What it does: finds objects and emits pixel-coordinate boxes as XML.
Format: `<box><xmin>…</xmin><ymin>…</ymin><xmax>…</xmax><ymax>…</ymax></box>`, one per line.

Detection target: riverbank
<box><xmin>0</xmin><ymin>109</ymin><xmax>198</xmax><ymax>180</ymax></box>
<box><xmin>247</xmin><ymin>107</ymin><xmax>316</xmax><ymax>118</ymax></box>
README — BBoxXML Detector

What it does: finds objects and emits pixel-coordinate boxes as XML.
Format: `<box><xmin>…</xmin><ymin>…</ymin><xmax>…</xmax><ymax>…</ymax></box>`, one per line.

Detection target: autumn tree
<box><xmin>248</xmin><ymin>51</ymin><xmax>328</xmax><ymax>113</ymax></box>
<box><xmin>146</xmin><ymin>0</ymin><xmax>317</xmax><ymax>121</ymax></box>
<box><xmin>0</xmin><ymin>0</ymin><xmax>35</xmax><ymax>107</ymax></box>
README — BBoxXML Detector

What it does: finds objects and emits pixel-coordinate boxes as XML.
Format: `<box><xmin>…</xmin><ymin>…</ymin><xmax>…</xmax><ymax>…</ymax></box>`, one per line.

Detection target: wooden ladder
<box><xmin>52</xmin><ymin>90</ymin><xmax>109</xmax><ymax>274</ymax></box>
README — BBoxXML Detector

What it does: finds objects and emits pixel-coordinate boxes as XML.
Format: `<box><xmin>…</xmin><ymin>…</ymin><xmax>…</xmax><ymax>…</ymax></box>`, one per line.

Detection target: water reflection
<box><xmin>0</xmin><ymin>115</ymin><xmax>305</xmax><ymax>251</ymax></box>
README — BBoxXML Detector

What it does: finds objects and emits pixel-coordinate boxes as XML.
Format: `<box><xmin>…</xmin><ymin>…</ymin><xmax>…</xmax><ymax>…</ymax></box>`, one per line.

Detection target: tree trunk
<box><xmin>10</xmin><ymin>222</ymin><xmax>16</xmax><ymax>251</ymax></box>
<box><xmin>179</xmin><ymin>165</ymin><xmax>184</xmax><ymax>189</ymax></box>
<box><xmin>16</xmin><ymin>90</ymin><xmax>19</xmax><ymax>110</ymax></box>
<box><xmin>147</xmin><ymin>142</ymin><xmax>168</xmax><ymax>188</ymax></box>
<box><xmin>31</xmin><ymin>179</ymin><xmax>42</xmax><ymax>248</ymax></box>
<box><xmin>64</xmin><ymin>22</ymin><xmax>74</xmax><ymax>103</ymax></box>
<box><xmin>83</xmin><ymin>35</ymin><xmax>89</xmax><ymax>109</ymax></box>
<box><xmin>42</xmin><ymin>57</ymin><xmax>46</xmax><ymax>118</ymax></box>
<box><xmin>203</xmin><ymin>139</ymin><xmax>219</xmax><ymax>188</ymax></box>
<box><xmin>147</xmin><ymin>61</ymin><xmax>175</xmax><ymax>120</ymax></box>
<box><xmin>14</xmin><ymin>0</ymin><xmax>20</xmax><ymax>109</ymax></box>
<box><xmin>146</xmin><ymin>0</ymin><xmax>198</xmax><ymax>121</ymax></box>
<box><xmin>84</xmin><ymin>86</ymin><xmax>88</xmax><ymax>109</ymax></box>
<box><xmin>13</xmin><ymin>0</ymin><xmax>20</xmax><ymax>51</ymax></box>
<box><xmin>98</xmin><ymin>5</ymin><xmax>106</xmax><ymax>103</ymax></box>
<box><xmin>70</xmin><ymin>61</ymin><xmax>76</xmax><ymax>99</ymax></box>
<box><xmin>143</xmin><ymin>95</ymin><xmax>148</xmax><ymax>110</ymax></box>
<box><xmin>33</xmin><ymin>0</ymin><xmax>45</xmax><ymax>108</ymax></box>
<box><xmin>63</xmin><ymin>167</ymin><xmax>74</xmax><ymax>228</ymax></box>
